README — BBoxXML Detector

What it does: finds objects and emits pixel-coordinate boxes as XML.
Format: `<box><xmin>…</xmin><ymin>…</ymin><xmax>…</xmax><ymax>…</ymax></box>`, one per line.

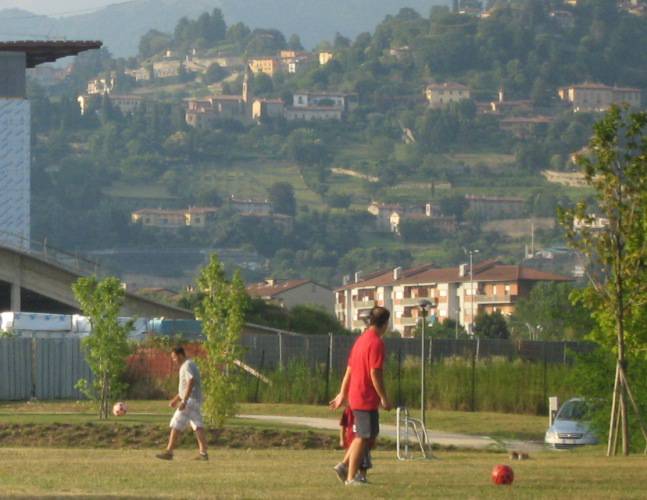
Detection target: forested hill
<box><xmin>0</xmin><ymin>0</ymin><xmax>446</xmax><ymax>57</ymax></box>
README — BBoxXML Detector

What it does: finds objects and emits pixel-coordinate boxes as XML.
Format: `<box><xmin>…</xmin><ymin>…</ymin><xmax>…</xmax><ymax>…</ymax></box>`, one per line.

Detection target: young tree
<box><xmin>473</xmin><ymin>311</ymin><xmax>509</xmax><ymax>339</ymax></box>
<box><xmin>509</xmin><ymin>282</ymin><xmax>595</xmax><ymax>340</ymax></box>
<box><xmin>195</xmin><ymin>255</ymin><xmax>248</xmax><ymax>427</ymax></box>
<box><xmin>72</xmin><ymin>276</ymin><xmax>132</xmax><ymax>419</ymax></box>
<box><xmin>558</xmin><ymin>106</ymin><xmax>647</xmax><ymax>456</ymax></box>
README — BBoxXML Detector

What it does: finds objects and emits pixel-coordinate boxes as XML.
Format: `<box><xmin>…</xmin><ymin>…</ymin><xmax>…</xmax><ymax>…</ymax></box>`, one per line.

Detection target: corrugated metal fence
<box><xmin>0</xmin><ymin>334</ymin><xmax>597</xmax><ymax>401</ymax></box>
<box><xmin>0</xmin><ymin>337</ymin><xmax>91</xmax><ymax>400</ymax></box>
<box><xmin>0</xmin><ymin>338</ymin><xmax>32</xmax><ymax>400</ymax></box>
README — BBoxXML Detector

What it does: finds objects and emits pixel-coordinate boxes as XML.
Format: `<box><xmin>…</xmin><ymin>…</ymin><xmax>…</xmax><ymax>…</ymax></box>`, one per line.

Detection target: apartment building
<box><xmin>335</xmin><ymin>261</ymin><xmax>570</xmax><ymax>336</ymax></box>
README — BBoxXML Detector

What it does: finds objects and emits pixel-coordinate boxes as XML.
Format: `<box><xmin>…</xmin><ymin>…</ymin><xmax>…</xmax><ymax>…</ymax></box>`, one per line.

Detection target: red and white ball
<box><xmin>491</xmin><ymin>464</ymin><xmax>514</xmax><ymax>485</ymax></box>
<box><xmin>112</xmin><ymin>401</ymin><xmax>128</xmax><ymax>417</ymax></box>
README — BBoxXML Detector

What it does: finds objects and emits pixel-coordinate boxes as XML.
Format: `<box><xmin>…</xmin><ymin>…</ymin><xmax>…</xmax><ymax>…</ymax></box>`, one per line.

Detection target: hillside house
<box><xmin>558</xmin><ymin>83</ymin><xmax>642</xmax><ymax>112</ymax></box>
<box><xmin>77</xmin><ymin>93</ymin><xmax>146</xmax><ymax>116</ymax></box>
<box><xmin>131</xmin><ymin>207</ymin><xmax>218</xmax><ymax>229</ymax></box>
<box><xmin>249</xmin><ymin>58</ymin><xmax>280</xmax><ymax>76</ymax></box>
<box><xmin>152</xmin><ymin>60</ymin><xmax>182</xmax><ymax>79</ymax></box>
<box><xmin>252</xmin><ymin>98</ymin><xmax>284</xmax><ymax>120</ymax></box>
<box><xmin>425</xmin><ymin>82</ymin><xmax>471</xmax><ymax>108</ymax></box>
<box><xmin>319</xmin><ymin>51</ymin><xmax>334</xmax><ymax>65</ymax></box>
<box><xmin>247</xmin><ymin>278</ymin><xmax>333</xmax><ymax>312</ymax></box>
<box><xmin>124</xmin><ymin>67</ymin><xmax>152</xmax><ymax>81</ymax></box>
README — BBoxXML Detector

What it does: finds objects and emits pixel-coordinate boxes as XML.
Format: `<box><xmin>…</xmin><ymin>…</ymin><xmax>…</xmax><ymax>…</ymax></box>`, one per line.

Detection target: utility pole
<box><xmin>418</xmin><ymin>299</ymin><xmax>435</xmax><ymax>428</ymax></box>
<box><xmin>466</xmin><ymin>249</ymin><xmax>479</xmax><ymax>335</ymax></box>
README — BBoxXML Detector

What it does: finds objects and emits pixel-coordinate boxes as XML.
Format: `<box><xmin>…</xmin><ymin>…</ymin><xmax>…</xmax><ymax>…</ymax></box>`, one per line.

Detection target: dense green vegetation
<box><xmin>28</xmin><ymin>0</ymin><xmax>645</xmax><ymax>291</ymax></box>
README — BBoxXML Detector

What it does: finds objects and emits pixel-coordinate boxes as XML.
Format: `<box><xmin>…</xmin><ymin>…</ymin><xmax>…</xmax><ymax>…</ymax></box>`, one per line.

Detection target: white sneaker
<box><xmin>345</xmin><ymin>479</ymin><xmax>366</xmax><ymax>486</ymax></box>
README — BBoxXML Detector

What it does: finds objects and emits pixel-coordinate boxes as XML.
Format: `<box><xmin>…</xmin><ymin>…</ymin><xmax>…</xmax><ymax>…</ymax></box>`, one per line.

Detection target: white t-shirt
<box><xmin>179</xmin><ymin>359</ymin><xmax>202</xmax><ymax>405</ymax></box>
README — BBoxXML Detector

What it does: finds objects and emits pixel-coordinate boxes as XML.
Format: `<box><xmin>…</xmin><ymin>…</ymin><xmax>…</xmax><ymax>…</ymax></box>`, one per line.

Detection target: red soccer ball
<box><xmin>491</xmin><ymin>464</ymin><xmax>514</xmax><ymax>485</ymax></box>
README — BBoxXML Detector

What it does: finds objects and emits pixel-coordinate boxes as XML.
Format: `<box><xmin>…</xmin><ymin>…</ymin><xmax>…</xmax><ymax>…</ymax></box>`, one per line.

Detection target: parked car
<box><xmin>545</xmin><ymin>398</ymin><xmax>598</xmax><ymax>449</ymax></box>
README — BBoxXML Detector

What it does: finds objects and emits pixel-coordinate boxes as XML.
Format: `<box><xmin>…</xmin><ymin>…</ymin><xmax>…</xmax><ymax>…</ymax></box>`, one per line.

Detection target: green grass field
<box><xmin>1</xmin><ymin>447</ymin><xmax>644</xmax><ymax>499</ymax></box>
<box><xmin>1</xmin><ymin>402</ymin><xmax>642</xmax><ymax>498</ymax></box>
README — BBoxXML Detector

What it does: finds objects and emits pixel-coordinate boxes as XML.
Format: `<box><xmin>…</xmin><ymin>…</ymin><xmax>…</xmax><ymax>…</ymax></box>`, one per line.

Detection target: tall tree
<box><xmin>559</xmin><ymin>105</ymin><xmax>647</xmax><ymax>456</ymax></box>
<box><xmin>195</xmin><ymin>255</ymin><xmax>248</xmax><ymax>427</ymax></box>
<box><xmin>268</xmin><ymin>182</ymin><xmax>296</xmax><ymax>216</ymax></box>
<box><xmin>72</xmin><ymin>276</ymin><xmax>132</xmax><ymax>419</ymax></box>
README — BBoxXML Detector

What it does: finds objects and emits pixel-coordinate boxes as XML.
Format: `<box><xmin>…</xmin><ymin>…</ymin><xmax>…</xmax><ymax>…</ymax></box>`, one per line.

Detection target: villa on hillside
<box><xmin>425</xmin><ymin>82</ymin><xmax>471</xmax><ymax>108</ymax></box>
<box><xmin>131</xmin><ymin>207</ymin><xmax>218</xmax><ymax>229</ymax></box>
<box><xmin>558</xmin><ymin>83</ymin><xmax>642</xmax><ymax>112</ymax></box>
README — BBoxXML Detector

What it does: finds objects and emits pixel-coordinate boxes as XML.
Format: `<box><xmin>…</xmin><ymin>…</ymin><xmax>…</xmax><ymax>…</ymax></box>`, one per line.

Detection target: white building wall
<box><xmin>0</xmin><ymin>98</ymin><xmax>30</xmax><ymax>249</ymax></box>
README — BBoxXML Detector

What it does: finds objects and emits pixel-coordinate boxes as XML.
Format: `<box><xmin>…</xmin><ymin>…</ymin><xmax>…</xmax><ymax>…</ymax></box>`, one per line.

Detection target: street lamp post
<box><xmin>465</xmin><ymin>249</ymin><xmax>479</xmax><ymax>336</ymax></box>
<box><xmin>418</xmin><ymin>299</ymin><xmax>435</xmax><ymax>428</ymax></box>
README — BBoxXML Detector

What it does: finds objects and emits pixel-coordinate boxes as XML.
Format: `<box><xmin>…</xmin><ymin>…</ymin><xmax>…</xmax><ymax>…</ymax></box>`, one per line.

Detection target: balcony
<box><xmin>393</xmin><ymin>296</ymin><xmax>433</xmax><ymax>306</ymax></box>
<box><xmin>351</xmin><ymin>320</ymin><xmax>367</xmax><ymax>329</ymax></box>
<box><xmin>473</xmin><ymin>294</ymin><xmax>513</xmax><ymax>304</ymax></box>
<box><xmin>352</xmin><ymin>298</ymin><xmax>375</xmax><ymax>308</ymax></box>
<box><xmin>394</xmin><ymin>316</ymin><xmax>419</xmax><ymax>327</ymax></box>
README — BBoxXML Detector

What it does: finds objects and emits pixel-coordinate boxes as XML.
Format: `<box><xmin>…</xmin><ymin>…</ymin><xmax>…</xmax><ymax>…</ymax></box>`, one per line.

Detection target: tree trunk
<box><xmin>607</xmin><ymin>363</ymin><xmax>620</xmax><ymax>456</ymax></box>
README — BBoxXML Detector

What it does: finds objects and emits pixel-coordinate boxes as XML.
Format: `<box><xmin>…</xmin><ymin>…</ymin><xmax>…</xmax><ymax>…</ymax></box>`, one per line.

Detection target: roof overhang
<box><xmin>0</xmin><ymin>40</ymin><xmax>102</xmax><ymax>68</ymax></box>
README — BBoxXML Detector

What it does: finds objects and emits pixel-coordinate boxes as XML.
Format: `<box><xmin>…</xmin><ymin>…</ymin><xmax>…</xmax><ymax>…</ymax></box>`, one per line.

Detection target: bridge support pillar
<box><xmin>10</xmin><ymin>281</ymin><xmax>20</xmax><ymax>312</ymax></box>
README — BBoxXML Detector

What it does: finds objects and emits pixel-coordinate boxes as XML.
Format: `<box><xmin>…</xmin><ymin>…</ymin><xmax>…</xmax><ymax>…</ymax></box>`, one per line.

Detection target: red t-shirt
<box><xmin>347</xmin><ymin>327</ymin><xmax>385</xmax><ymax>411</ymax></box>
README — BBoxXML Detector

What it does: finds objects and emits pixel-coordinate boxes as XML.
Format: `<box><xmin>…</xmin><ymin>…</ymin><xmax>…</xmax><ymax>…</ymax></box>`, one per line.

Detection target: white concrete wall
<box><xmin>0</xmin><ymin>99</ymin><xmax>30</xmax><ymax>249</ymax></box>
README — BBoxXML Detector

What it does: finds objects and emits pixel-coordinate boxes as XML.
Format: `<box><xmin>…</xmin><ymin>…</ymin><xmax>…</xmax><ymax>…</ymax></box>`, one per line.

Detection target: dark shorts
<box><xmin>352</xmin><ymin>410</ymin><xmax>379</xmax><ymax>439</ymax></box>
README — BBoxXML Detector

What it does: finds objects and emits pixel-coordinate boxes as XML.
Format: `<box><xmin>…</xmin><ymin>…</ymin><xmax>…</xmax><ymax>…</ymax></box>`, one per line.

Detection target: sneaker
<box><xmin>333</xmin><ymin>462</ymin><xmax>348</xmax><ymax>483</ymax></box>
<box><xmin>354</xmin><ymin>472</ymin><xmax>367</xmax><ymax>483</ymax></box>
<box><xmin>194</xmin><ymin>452</ymin><xmax>209</xmax><ymax>461</ymax></box>
<box><xmin>155</xmin><ymin>450</ymin><xmax>173</xmax><ymax>460</ymax></box>
<box><xmin>344</xmin><ymin>479</ymin><xmax>366</xmax><ymax>486</ymax></box>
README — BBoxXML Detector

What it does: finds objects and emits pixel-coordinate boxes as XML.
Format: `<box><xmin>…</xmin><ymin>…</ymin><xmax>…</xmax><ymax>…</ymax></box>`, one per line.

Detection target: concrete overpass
<box><xmin>0</xmin><ymin>243</ymin><xmax>193</xmax><ymax>319</ymax></box>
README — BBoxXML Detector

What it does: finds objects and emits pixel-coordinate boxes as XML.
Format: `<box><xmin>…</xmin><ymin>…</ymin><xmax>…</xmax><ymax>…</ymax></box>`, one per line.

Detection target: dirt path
<box><xmin>238</xmin><ymin>414</ymin><xmax>543</xmax><ymax>452</ymax></box>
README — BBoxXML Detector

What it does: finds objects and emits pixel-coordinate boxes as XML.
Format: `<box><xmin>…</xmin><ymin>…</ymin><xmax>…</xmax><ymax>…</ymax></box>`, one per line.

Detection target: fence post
<box><xmin>562</xmin><ymin>342</ymin><xmax>567</xmax><ymax>366</ymax></box>
<box><xmin>328</xmin><ymin>332</ymin><xmax>334</xmax><ymax>376</ymax></box>
<box><xmin>324</xmin><ymin>333</ymin><xmax>332</xmax><ymax>402</ymax></box>
<box><xmin>543</xmin><ymin>341</ymin><xmax>548</xmax><ymax>413</ymax></box>
<box><xmin>278</xmin><ymin>332</ymin><xmax>283</xmax><ymax>370</ymax></box>
<box><xmin>470</xmin><ymin>338</ymin><xmax>477</xmax><ymax>412</ymax></box>
<box><xmin>397</xmin><ymin>347</ymin><xmax>402</xmax><ymax>408</ymax></box>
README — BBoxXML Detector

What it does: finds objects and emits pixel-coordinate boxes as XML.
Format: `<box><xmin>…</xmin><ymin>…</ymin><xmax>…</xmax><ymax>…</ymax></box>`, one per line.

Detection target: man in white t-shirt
<box><xmin>156</xmin><ymin>346</ymin><xmax>209</xmax><ymax>461</ymax></box>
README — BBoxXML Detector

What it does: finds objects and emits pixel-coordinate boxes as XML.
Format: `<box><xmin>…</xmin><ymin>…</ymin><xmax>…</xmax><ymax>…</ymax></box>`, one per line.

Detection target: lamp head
<box><xmin>417</xmin><ymin>299</ymin><xmax>435</xmax><ymax>317</ymax></box>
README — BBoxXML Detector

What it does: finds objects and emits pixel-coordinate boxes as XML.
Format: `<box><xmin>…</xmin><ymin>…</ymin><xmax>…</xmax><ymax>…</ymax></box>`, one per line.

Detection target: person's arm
<box><xmin>178</xmin><ymin>377</ymin><xmax>195</xmax><ymax>410</ymax></box>
<box><xmin>329</xmin><ymin>366</ymin><xmax>351</xmax><ymax>409</ymax></box>
<box><xmin>370</xmin><ymin>368</ymin><xmax>391</xmax><ymax>410</ymax></box>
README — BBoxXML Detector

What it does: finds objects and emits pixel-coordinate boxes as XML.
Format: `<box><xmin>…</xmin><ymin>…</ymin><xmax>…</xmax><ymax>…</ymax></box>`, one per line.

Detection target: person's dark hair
<box><xmin>172</xmin><ymin>346</ymin><xmax>186</xmax><ymax>357</ymax></box>
<box><xmin>369</xmin><ymin>306</ymin><xmax>390</xmax><ymax>328</ymax></box>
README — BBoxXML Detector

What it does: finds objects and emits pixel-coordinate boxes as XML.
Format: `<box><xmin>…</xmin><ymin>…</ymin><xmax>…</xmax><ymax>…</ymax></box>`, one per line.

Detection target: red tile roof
<box><xmin>247</xmin><ymin>279</ymin><xmax>328</xmax><ymax>298</ymax></box>
<box><xmin>337</xmin><ymin>260</ymin><xmax>571</xmax><ymax>290</ymax></box>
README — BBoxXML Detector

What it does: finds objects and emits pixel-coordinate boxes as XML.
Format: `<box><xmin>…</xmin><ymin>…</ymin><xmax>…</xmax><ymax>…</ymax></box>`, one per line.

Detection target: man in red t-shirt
<box><xmin>330</xmin><ymin>306</ymin><xmax>392</xmax><ymax>485</ymax></box>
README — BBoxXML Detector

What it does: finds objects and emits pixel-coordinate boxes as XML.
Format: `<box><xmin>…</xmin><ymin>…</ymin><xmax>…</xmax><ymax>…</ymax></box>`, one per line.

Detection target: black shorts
<box><xmin>352</xmin><ymin>410</ymin><xmax>379</xmax><ymax>439</ymax></box>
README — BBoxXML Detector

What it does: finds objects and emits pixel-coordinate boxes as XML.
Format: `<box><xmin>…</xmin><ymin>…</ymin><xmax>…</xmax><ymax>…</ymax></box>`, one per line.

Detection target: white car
<box><xmin>545</xmin><ymin>398</ymin><xmax>598</xmax><ymax>449</ymax></box>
